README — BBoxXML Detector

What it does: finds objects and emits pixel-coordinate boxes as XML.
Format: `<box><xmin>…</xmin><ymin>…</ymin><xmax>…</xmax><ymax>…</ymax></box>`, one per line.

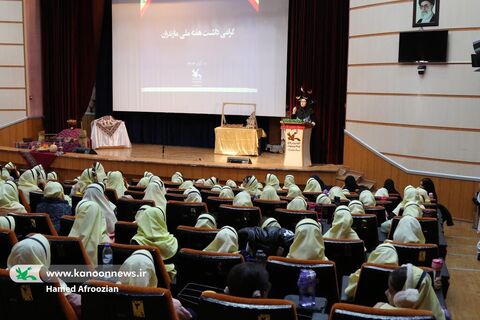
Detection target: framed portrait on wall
<box><xmin>413</xmin><ymin>0</ymin><xmax>439</xmax><ymax>27</ymax></box>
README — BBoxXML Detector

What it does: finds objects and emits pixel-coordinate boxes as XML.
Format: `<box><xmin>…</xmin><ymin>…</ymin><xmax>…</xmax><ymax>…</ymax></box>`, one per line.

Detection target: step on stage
<box><xmin>0</xmin><ymin>144</ymin><xmax>342</xmax><ymax>184</ymax></box>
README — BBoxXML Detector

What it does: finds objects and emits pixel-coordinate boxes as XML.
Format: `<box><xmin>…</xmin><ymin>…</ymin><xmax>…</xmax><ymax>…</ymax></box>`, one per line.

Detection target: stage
<box><xmin>0</xmin><ymin>144</ymin><xmax>343</xmax><ymax>185</ymax></box>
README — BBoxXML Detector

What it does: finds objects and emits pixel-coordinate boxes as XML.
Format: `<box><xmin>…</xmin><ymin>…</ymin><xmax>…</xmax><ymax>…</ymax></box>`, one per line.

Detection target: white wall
<box><xmin>0</xmin><ymin>0</ymin><xmax>27</xmax><ymax>127</ymax></box>
<box><xmin>347</xmin><ymin>0</ymin><xmax>480</xmax><ymax>178</ymax></box>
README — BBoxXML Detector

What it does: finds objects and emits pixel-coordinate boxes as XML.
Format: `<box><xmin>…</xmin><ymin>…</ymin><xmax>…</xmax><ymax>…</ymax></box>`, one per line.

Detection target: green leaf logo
<box><xmin>15</xmin><ymin>266</ymin><xmax>38</xmax><ymax>281</ymax></box>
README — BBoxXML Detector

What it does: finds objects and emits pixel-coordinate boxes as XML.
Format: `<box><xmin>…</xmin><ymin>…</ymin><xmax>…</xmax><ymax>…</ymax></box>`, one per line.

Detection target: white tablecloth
<box><xmin>91</xmin><ymin>121</ymin><xmax>131</xmax><ymax>149</ymax></box>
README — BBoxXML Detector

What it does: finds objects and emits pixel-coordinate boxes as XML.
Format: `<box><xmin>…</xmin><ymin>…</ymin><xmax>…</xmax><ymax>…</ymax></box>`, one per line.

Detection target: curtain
<box><xmin>41</xmin><ymin>0</ymin><xmax>105</xmax><ymax>133</ymax></box>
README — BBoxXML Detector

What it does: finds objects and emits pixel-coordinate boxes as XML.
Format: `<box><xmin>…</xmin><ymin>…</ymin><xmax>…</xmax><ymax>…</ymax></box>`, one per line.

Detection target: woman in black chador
<box><xmin>292</xmin><ymin>87</ymin><xmax>315</xmax><ymax>122</ymax></box>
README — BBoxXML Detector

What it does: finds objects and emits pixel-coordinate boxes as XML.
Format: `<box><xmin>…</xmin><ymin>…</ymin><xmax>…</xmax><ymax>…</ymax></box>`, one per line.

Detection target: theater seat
<box><xmin>175</xmin><ymin>225</ymin><xmax>219</xmax><ymax>251</ymax></box>
<box><xmin>97</xmin><ymin>243</ymin><xmax>171</xmax><ymax>289</ymax></box>
<box><xmin>164</xmin><ymin>181</ymin><xmax>182</xmax><ymax>189</ymax></box>
<box><xmin>166</xmin><ymin>201</ymin><xmax>208</xmax><ymax>232</ymax></box>
<box><xmin>217</xmin><ymin>204</ymin><xmax>262</xmax><ymax>230</ymax></box>
<box><xmin>166</xmin><ymin>188</ymin><xmax>187</xmax><ymax>194</ymax></box>
<box><xmin>39</xmin><ymin>235</ymin><xmax>93</xmax><ymax>267</ymax></box>
<box><xmin>82</xmin><ymin>280</ymin><xmax>177</xmax><ymax>320</ymax></box>
<box><xmin>200</xmin><ymin>189</ymin><xmax>220</xmax><ymax>200</ymax></box>
<box><xmin>252</xmin><ymin>199</ymin><xmax>288</xmax><ymax>218</ymax></box>
<box><xmin>104</xmin><ymin>188</ymin><xmax>118</xmax><ymax>205</ymax></box>
<box><xmin>70</xmin><ymin>194</ymin><xmax>83</xmax><ymax>214</ymax></box>
<box><xmin>266</xmin><ymin>256</ymin><xmax>339</xmax><ymax>311</ymax></box>
<box><xmin>124</xmin><ymin>190</ymin><xmax>145</xmax><ymax>200</ymax></box>
<box><xmin>116</xmin><ymin>198</ymin><xmax>154</xmax><ymax>222</ymax></box>
<box><xmin>8</xmin><ymin>213</ymin><xmax>57</xmax><ymax>240</ymax></box>
<box><xmin>198</xmin><ymin>291</ymin><xmax>297</xmax><ymax>320</ymax></box>
<box><xmin>0</xmin><ymin>229</ymin><xmax>17</xmax><ymax>268</ymax></box>
<box><xmin>206</xmin><ymin>196</ymin><xmax>233</xmax><ymax>213</ymax></box>
<box><xmin>302</xmin><ymin>191</ymin><xmax>323</xmax><ymax>202</ymax></box>
<box><xmin>165</xmin><ymin>193</ymin><xmax>187</xmax><ymax>201</ymax></box>
<box><xmin>0</xmin><ymin>269</ymin><xmax>77</xmax><ymax>320</ymax></box>
<box><xmin>59</xmin><ymin>215</ymin><xmax>75</xmax><ymax>236</ymax></box>
<box><xmin>126</xmin><ymin>185</ymin><xmax>146</xmax><ymax>192</ymax></box>
<box><xmin>324</xmin><ymin>238</ymin><xmax>366</xmax><ymax>278</ymax></box>
<box><xmin>392</xmin><ymin>242</ymin><xmax>439</xmax><ymax>267</ymax></box>
<box><xmin>388</xmin><ymin>217</ymin><xmax>440</xmax><ymax>244</ymax></box>
<box><xmin>364</xmin><ymin>206</ymin><xmax>387</xmax><ymax>226</ymax></box>
<box><xmin>329</xmin><ymin>303</ymin><xmax>434</xmax><ymax>320</ymax></box>
<box><xmin>17</xmin><ymin>190</ymin><xmax>31</xmax><ymax>213</ymax></box>
<box><xmin>351</xmin><ymin>214</ymin><xmax>378</xmax><ymax>252</ymax></box>
<box><xmin>29</xmin><ymin>191</ymin><xmax>44</xmax><ymax>213</ymax></box>
<box><xmin>317</xmin><ymin>204</ymin><xmax>336</xmax><ymax>224</ymax></box>
<box><xmin>175</xmin><ymin>248</ymin><xmax>244</xmax><ymax>291</ymax></box>
<box><xmin>271</xmin><ymin>208</ymin><xmax>318</xmax><ymax>232</ymax></box>
<box><xmin>114</xmin><ymin>221</ymin><xmax>138</xmax><ymax>244</ymax></box>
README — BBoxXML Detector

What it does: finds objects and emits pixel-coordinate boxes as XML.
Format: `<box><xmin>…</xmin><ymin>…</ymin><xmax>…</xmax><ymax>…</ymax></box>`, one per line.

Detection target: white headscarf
<box><xmin>219</xmin><ymin>186</ymin><xmax>234</xmax><ymax>199</ymax></box>
<box><xmin>195</xmin><ymin>213</ymin><xmax>217</xmax><ymax>229</ymax></box>
<box><xmin>348</xmin><ymin>200</ymin><xmax>365</xmax><ymax>214</ymax></box>
<box><xmin>1</xmin><ymin>167</ymin><xmax>11</xmax><ymax>182</ymax></box>
<box><xmin>81</xmin><ymin>183</ymin><xmax>117</xmax><ymax>234</ymax></box>
<box><xmin>0</xmin><ymin>181</ymin><xmax>27</xmax><ymax>213</ymax></box>
<box><xmin>265</xmin><ymin>173</ymin><xmax>280</xmax><ymax>190</ymax></box>
<box><xmin>179</xmin><ymin>180</ymin><xmax>194</xmax><ymax>190</ymax></box>
<box><xmin>18</xmin><ymin>169</ymin><xmax>41</xmax><ymax>204</ymax></box>
<box><xmin>403</xmin><ymin>201</ymin><xmax>423</xmax><ymax>218</ymax></box>
<box><xmin>225</xmin><ymin>179</ymin><xmax>237</xmax><ymax>188</ymax></box>
<box><xmin>261</xmin><ymin>217</ymin><xmax>281</xmax><ymax>229</ymax></box>
<box><xmin>242</xmin><ymin>176</ymin><xmax>260</xmax><ymax>196</ymax></box>
<box><xmin>304</xmin><ymin>178</ymin><xmax>322</xmax><ymax>192</ymax></box>
<box><xmin>4</xmin><ymin>162</ymin><xmax>16</xmax><ymax>170</ymax></box>
<box><xmin>0</xmin><ymin>216</ymin><xmax>15</xmax><ymax>231</ymax></box>
<box><xmin>44</xmin><ymin>181</ymin><xmax>65</xmax><ymax>199</ymax></box>
<box><xmin>393</xmin><ymin>216</ymin><xmax>426</xmax><ymax>244</ymax></box>
<box><xmin>143</xmin><ymin>180</ymin><xmax>167</xmax><ymax>211</ymax></box>
<box><xmin>287</xmin><ymin>185</ymin><xmax>303</xmax><ymax>199</ymax></box>
<box><xmin>283</xmin><ymin>175</ymin><xmax>295</xmax><ymax>190</ymax></box>
<box><xmin>324</xmin><ymin>205</ymin><xmax>359</xmax><ymax>240</ymax></box>
<box><xmin>93</xmin><ymin>162</ymin><xmax>107</xmax><ymax>183</ymax></box>
<box><xmin>416</xmin><ymin>187</ymin><xmax>431</xmax><ymax>204</ymax></box>
<box><xmin>316</xmin><ymin>193</ymin><xmax>332</xmax><ymax>205</ymax></box>
<box><xmin>260</xmin><ymin>185</ymin><xmax>280</xmax><ymax>201</ymax></box>
<box><xmin>211</xmin><ymin>185</ymin><xmax>222</xmax><ymax>192</ymax></box>
<box><xmin>204</xmin><ymin>177</ymin><xmax>218</xmax><ymax>187</ymax></box>
<box><xmin>137</xmin><ymin>171</ymin><xmax>154</xmax><ymax>187</ymax></box>
<box><xmin>328</xmin><ymin>186</ymin><xmax>348</xmax><ymax>201</ymax></box>
<box><xmin>204</xmin><ymin>226</ymin><xmax>238</xmax><ymax>253</ymax></box>
<box><xmin>7</xmin><ymin>234</ymin><xmax>51</xmax><ymax>268</ymax></box>
<box><xmin>287</xmin><ymin>196</ymin><xmax>308</xmax><ymax>210</ymax></box>
<box><xmin>359</xmin><ymin>190</ymin><xmax>376</xmax><ymax>207</ymax></box>
<box><xmin>33</xmin><ymin>164</ymin><xmax>47</xmax><ymax>184</ymax></box>
<box><xmin>375</xmin><ymin>188</ymin><xmax>389</xmax><ymax>198</ymax></box>
<box><xmin>287</xmin><ymin>218</ymin><xmax>327</xmax><ymax>261</ymax></box>
<box><xmin>71</xmin><ymin>168</ymin><xmax>96</xmax><ymax>196</ymax></box>
<box><xmin>195</xmin><ymin>178</ymin><xmax>206</xmax><ymax>185</ymax></box>
<box><xmin>393</xmin><ymin>185</ymin><xmax>422</xmax><ymax>215</ymax></box>
<box><xmin>233</xmin><ymin>191</ymin><xmax>253</xmax><ymax>206</ymax></box>
<box><xmin>47</xmin><ymin>171</ymin><xmax>58</xmax><ymax>182</ymax></box>
<box><xmin>171</xmin><ymin>172</ymin><xmax>183</xmax><ymax>183</ymax></box>
<box><xmin>118</xmin><ymin>250</ymin><xmax>158</xmax><ymax>288</ymax></box>
<box><xmin>106</xmin><ymin>171</ymin><xmax>127</xmax><ymax>197</ymax></box>
<box><xmin>69</xmin><ymin>200</ymin><xmax>110</xmax><ymax>265</ymax></box>
<box><xmin>184</xmin><ymin>187</ymin><xmax>202</xmax><ymax>203</ymax></box>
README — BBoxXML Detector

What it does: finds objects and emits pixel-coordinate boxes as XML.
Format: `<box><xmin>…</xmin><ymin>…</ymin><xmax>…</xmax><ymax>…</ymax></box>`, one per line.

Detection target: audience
<box><xmin>348</xmin><ymin>200</ymin><xmax>365</xmax><ymax>214</ymax></box>
<box><xmin>171</xmin><ymin>171</ymin><xmax>184</xmax><ymax>183</ymax></box>
<box><xmin>393</xmin><ymin>216</ymin><xmax>426</xmax><ymax>244</ymax></box>
<box><xmin>282</xmin><ymin>174</ymin><xmax>295</xmax><ymax>190</ymax></box>
<box><xmin>328</xmin><ymin>186</ymin><xmax>348</xmax><ymax>201</ymax></box>
<box><xmin>82</xmin><ymin>183</ymin><xmax>117</xmax><ymax>235</ymax></box>
<box><xmin>343</xmin><ymin>175</ymin><xmax>359</xmax><ymax>192</ymax></box>
<box><xmin>143</xmin><ymin>179</ymin><xmax>167</xmax><ymax>210</ymax></box>
<box><xmin>287</xmin><ymin>218</ymin><xmax>327</xmax><ymax>260</ymax></box>
<box><xmin>36</xmin><ymin>181</ymin><xmax>72</xmax><ymax>231</ymax></box>
<box><xmin>0</xmin><ymin>181</ymin><xmax>27</xmax><ymax>213</ymax></box>
<box><xmin>383</xmin><ymin>178</ymin><xmax>401</xmax><ymax>197</ymax></box>
<box><xmin>259</xmin><ymin>185</ymin><xmax>280</xmax><ymax>201</ymax></box>
<box><xmin>304</xmin><ymin>177</ymin><xmax>322</xmax><ymax>192</ymax></box>
<box><xmin>324</xmin><ymin>205</ymin><xmax>359</xmax><ymax>240</ymax></box>
<box><xmin>242</xmin><ymin>175</ymin><xmax>261</xmax><ymax>197</ymax></box>
<box><xmin>183</xmin><ymin>187</ymin><xmax>202</xmax><ymax>202</ymax></box>
<box><xmin>265</xmin><ymin>173</ymin><xmax>281</xmax><ymax>190</ymax></box>
<box><xmin>219</xmin><ymin>186</ymin><xmax>234</xmax><ymax>198</ymax></box>
<box><xmin>286</xmin><ymin>195</ymin><xmax>308</xmax><ymax>210</ymax></box>
<box><xmin>71</xmin><ymin>168</ymin><xmax>97</xmax><ymax>196</ymax></box>
<box><xmin>195</xmin><ymin>213</ymin><xmax>217</xmax><ymax>229</ymax></box>
<box><xmin>105</xmin><ymin>171</ymin><xmax>127</xmax><ymax>197</ymax></box>
<box><xmin>137</xmin><ymin>171</ymin><xmax>154</xmax><ymax>187</ymax></box>
<box><xmin>233</xmin><ymin>191</ymin><xmax>253</xmax><ymax>206</ymax></box>
<box><xmin>286</xmin><ymin>184</ymin><xmax>303</xmax><ymax>199</ymax></box>
<box><xmin>359</xmin><ymin>190</ymin><xmax>376</xmax><ymax>207</ymax></box>
<box><xmin>316</xmin><ymin>193</ymin><xmax>332</xmax><ymax>204</ymax></box>
<box><xmin>18</xmin><ymin>169</ymin><xmax>42</xmax><ymax>204</ymax></box>
<box><xmin>225</xmin><ymin>262</ymin><xmax>271</xmax><ymax>298</ymax></box>
<box><xmin>0</xmin><ymin>215</ymin><xmax>15</xmax><ymax>230</ymax></box>
<box><xmin>204</xmin><ymin>226</ymin><xmax>239</xmax><ymax>253</ymax></box>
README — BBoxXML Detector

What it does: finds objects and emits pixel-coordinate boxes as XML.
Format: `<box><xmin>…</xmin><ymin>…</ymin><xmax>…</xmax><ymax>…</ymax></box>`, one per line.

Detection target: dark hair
<box><xmin>420</xmin><ymin>178</ymin><xmax>437</xmax><ymax>200</ymax></box>
<box><xmin>388</xmin><ymin>266</ymin><xmax>407</xmax><ymax>293</ymax></box>
<box><xmin>310</xmin><ymin>175</ymin><xmax>326</xmax><ymax>190</ymax></box>
<box><xmin>383</xmin><ymin>178</ymin><xmax>399</xmax><ymax>195</ymax></box>
<box><xmin>344</xmin><ymin>175</ymin><xmax>359</xmax><ymax>192</ymax></box>
<box><xmin>226</xmin><ymin>262</ymin><xmax>270</xmax><ymax>298</ymax></box>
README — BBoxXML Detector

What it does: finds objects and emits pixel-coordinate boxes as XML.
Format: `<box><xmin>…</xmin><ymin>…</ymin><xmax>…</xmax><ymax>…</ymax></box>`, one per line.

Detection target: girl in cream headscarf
<box><xmin>375</xmin><ymin>187</ymin><xmax>389</xmax><ymax>198</ymax></box>
<box><xmin>287</xmin><ymin>185</ymin><xmax>303</xmax><ymax>199</ymax></box>
<box><xmin>1</xmin><ymin>167</ymin><xmax>12</xmax><ymax>182</ymax></box>
<box><xmin>106</xmin><ymin>171</ymin><xmax>127</xmax><ymax>197</ymax></box>
<box><xmin>47</xmin><ymin>171</ymin><xmax>58</xmax><ymax>182</ymax></box>
<box><xmin>402</xmin><ymin>201</ymin><xmax>423</xmax><ymax>218</ymax></box>
<box><xmin>93</xmin><ymin>161</ymin><xmax>107</xmax><ymax>183</ymax></box>
<box><xmin>265</xmin><ymin>173</ymin><xmax>281</xmax><ymax>190</ymax></box>
<box><xmin>204</xmin><ymin>177</ymin><xmax>218</xmax><ymax>187</ymax></box>
<box><xmin>359</xmin><ymin>190</ymin><xmax>376</xmax><ymax>207</ymax></box>
<box><xmin>118</xmin><ymin>250</ymin><xmax>158</xmax><ymax>287</ymax></box>
<box><xmin>171</xmin><ymin>172</ymin><xmax>183</xmax><ymax>183</ymax></box>
<box><xmin>324</xmin><ymin>206</ymin><xmax>360</xmax><ymax>240</ymax></box>
<box><xmin>132</xmin><ymin>206</ymin><xmax>178</xmax><ymax>278</ymax></box>
<box><xmin>316</xmin><ymin>193</ymin><xmax>332</xmax><ymax>205</ymax></box>
<box><xmin>261</xmin><ymin>217</ymin><xmax>281</xmax><ymax>229</ymax></box>
<box><xmin>233</xmin><ymin>191</ymin><xmax>253</xmax><ymax>206</ymax></box>
<box><xmin>7</xmin><ymin>233</ymin><xmax>51</xmax><ymax>268</ymax></box>
<box><xmin>179</xmin><ymin>180</ymin><xmax>194</xmax><ymax>190</ymax></box>
<box><xmin>211</xmin><ymin>184</ymin><xmax>222</xmax><ymax>193</ymax></box>
<box><xmin>219</xmin><ymin>186</ymin><xmax>234</xmax><ymax>199</ymax></box>
<box><xmin>378</xmin><ymin>263</ymin><xmax>446</xmax><ymax>320</ymax></box>
<box><xmin>393</xmin><ymin>216</ymin><xmax>425</xmax><ymax>244</ymax></box>
<box><xmin>416</xmin><ymin>187</ymin><xmax>431</xmax><ymax>205</ymax></box>
<box><xmin>204</xmin><ymin>226</ymin><xmax>238</xmax><ymax>253</ymax></box>
<box><xmin>137</xmin><ymin>171</ymin><xmax>154</xmax><ymax>187</ymax></box>
<box><xmin>143</xmin><ymin>180</ymin><xmax>167</xmax><ymax>211</ymax></box>
<box><xmin>283</xmin><ymin>174</ymin><xmax>295</xmax><ymax>190</ymax></box>
<box><xmin>0</xmin><ymin>216</ymin><xmax>15</xmax><ymax>230</ymax></box>
<box><xmin>287</xmin><ymin>218</ymin><xmax>327</xmax><ymax>261</ymax></box>
<box><xmin>18</xmin><ymin>169</ymin><xmax>42</xmax><ymax>204</ymax></box>
<box><xmin>225</xmin><ymin>179</ymin><xmax>237</xmax><ymax>188</ymax></box>
<box><xmin>195</xmin><ymin>178</ymin><xmax>206</xmax><ymax>185</ymax></box>
<box><xmin>392</xmin><ymin>185</ymin><xmax>422</xmax><ymax>215</ymax></box>
<box><xmin>82</xmin><ymin>183</ymin><xmax>117</xmax><ymax>235</ymax></box>
<box><xmin>348</xmin><ymin>200</ymin><xmax>365</xmax><ymax>214</ymax></box>
<box><xmin>0</xmin><ymin>181</ymin><xmax>27</xmax><ymax>213</ymax></box>
<box><xmin>69</xmin><ymin>200</ymin><xmax>110</xmax><ymax>265</ymax></box>
<box><xmin>345</xmin><ymin>243</ymin><xmax>398</xmax><ymax>299</ymax></box>
<box><xmin>33</xmin><ymin>164</ymin><xmax>47</xmax><ymax>185</ymax></box>
<box><xmin>259</xmin><ymin>185</ymin><xmax>280</xmax><ymax>201</ymax></box>
<box><xmin>195</xmin><ymin>213</ymin><xmax>217</xmax><ymax>229</ymax></box>
<box><xmin>242</xmin><ymin>176</ymin><xmax>261</xmax><ymax>197</ymax></box>
<box><xmin>287</xmin><ymin>196</ymin><xmax>308</xmax><ymax>210</ymax></box>
<box><xmin>304</xmin><ymin>177</ymin><xmax>322</xmax><ymax>193</ymax></box>
<box><xmin>36</xmin><ymin>181</ymin><xmax>72</xmax><ymax>231</ymax></box>
<box><xmin>70</xmin><ymin>168</ymin><xmax>96</xmax><ymax>196</ymax></box>
<box><xmin>184</xmin><ymin>187</ymin><xmax>202</xmax><ymax>203</ymax></box>
<box><xmin>328</xmin><ymin>186</ymin><xmax>348</xmax><ymax>201</ymax></box>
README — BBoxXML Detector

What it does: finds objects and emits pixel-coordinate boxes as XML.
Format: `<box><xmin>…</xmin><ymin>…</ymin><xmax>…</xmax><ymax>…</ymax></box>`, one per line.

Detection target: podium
<box><xmin>281</xmin><ymin>121</ymin><xmax>314</xmax><ymax>167</ymax></box>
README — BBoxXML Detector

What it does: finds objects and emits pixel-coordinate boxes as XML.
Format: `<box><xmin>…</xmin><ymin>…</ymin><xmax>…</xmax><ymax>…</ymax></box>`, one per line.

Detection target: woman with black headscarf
<box><xmin>384</xmin><ymin>179</ymin><xmax>401</xmax><ymax>198</ymax></box>
<box><xmin>343</xmin><ymin>175</ymin><xmax>359</xmax><ymax>193</ymax></box>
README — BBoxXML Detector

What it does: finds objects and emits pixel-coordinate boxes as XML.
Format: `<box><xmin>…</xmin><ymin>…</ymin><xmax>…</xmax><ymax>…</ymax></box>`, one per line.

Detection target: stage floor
<box><xmin>94</xmin><ymin>144</ymin><xmax>340</xmax><ymax>172</ymax></box>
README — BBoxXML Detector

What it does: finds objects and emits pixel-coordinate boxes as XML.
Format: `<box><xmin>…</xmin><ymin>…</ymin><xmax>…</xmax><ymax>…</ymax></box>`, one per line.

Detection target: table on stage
<box><xmin>91</xmin><ymin>116</ymin><xmax>131</xmax><ymax>149</ymax></box>
<box><xmin>214</xmin><ymin>127</ymin><xmax>266</xmax><ymax>156</ymax></box>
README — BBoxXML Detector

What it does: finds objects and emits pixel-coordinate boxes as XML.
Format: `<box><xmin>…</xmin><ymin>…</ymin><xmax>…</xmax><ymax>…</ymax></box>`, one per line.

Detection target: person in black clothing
<box><xmin>384</xmin><ymin>179</ymin><xmax>401</xmax><ymax>198</ymax></box>
<box><xmin>344</xmin><ymin>175</ymin><xmax>359</xmax><ymax>193</ymax></box>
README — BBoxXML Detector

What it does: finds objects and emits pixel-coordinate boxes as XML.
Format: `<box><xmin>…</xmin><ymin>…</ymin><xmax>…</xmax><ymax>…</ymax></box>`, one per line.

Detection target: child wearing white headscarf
<box><xmin>106</xmin><ymin>171</ymin><xmax>127</xmax><ymax>197</ymax></box>
<box><xmin>416</xmin><ymin>187</ymin><xmax>431</xmax><ymax>205</ymax></box>
<box><xmin>328</xmin><ymin>186</ymin><xmax>348</xmax><ymax>201</ymax></box>
<box><xmin>392</xmin><ymin>185</ymin><xmax>422</xmax><ymax>215</ymax></box>
<box><xmin>287</xmin><ymin>185</ymin><xmax>303</xmax><ymax>199</ymax></box>
<box><xmin>348</xmin><ymin>200</ymin><xmax>365</xmax><ymax>214</ymax></box>
<box><xmin>47</xmin><ymin>171</ymin><xmax>58</xmax><ymax>182</ymax></box>
<box><xmin>225</xmin><ymin>179</ymin><xmax>237</xmax><ymax>188</ymax></box>
<box><xmin>261</xmin><ymin>217</ymin><xmax>281</xmax><ymax>229</ymax></box>
<box><xmin>7</xmin><ymin>233</ymin><xmax>51</xmax><ymax>269</ymax></box>
<box><xmin>233</xmin><ymin>191</ymin><xmax>253</xmax><ymax>206</ymax></box>
<box><xmin>304</xmin><ymin>178</ymin><xmax>322</xmax><ymax>192</ymax></box>
<box><xmin>118</xmin><ymin>250</ymin><xmax>158</xmax><ymax>288</ymax></box>
<box><xmin>265</xmin><ymin>173</ymin><xmax>281</xmax><ymax>190</ymax></box>
<box><xmin>36</xmin><ymin>182</ymin><xmax>72</xmax><ymax>231</ymax></box>
<box><xmin>316</xmin><ymin>193</ymin><xmax>332</xmax><ymax>205</ymax></box>
<box><xmin>93</xmin><ymin>161</ymin><xmax>107</xmax><ymax>183</ymax></box>
<box><xmin>179</xmin><ymin>180</ymin><xmax>194</xmax><ymax>190</ymax></box>
<box><xmin>1</xmin><ymin>167</ymin><xmax>12</xmax><ymax>182</ymax></box>
<box><xmin>259</xmin><ymin>185</ymin><xmax>280</xmax><ymax>201</ymax></box>
<box><xmin>287</xmin><ymin>218</ymin><xmax>327</xmax><ymax>261</ymax></box>
<box><xmin>204</xmin><ymin>177</ymin><xmax>218</xmax><ymax>187</ymax></box>
<box><xmin>242</xmin><ymin>176</ymin><xmax>261</xmax><ymax>197</ymax></box>
<box><xmin>81</xmin><ymin>183</ymin><xmax>117</xmax><ymax>235</ymax></box>
<box><xmin>18</xmin><ymin>169</ymin><xmax>42</xmax><ymax>204</ymax></box>
<box><xmin>283</xmin><ymin>174</ymin><xmax>295</xmax><ymax>190</ymax></box>
<box><xmin>137</xmin><ymin>171</ymin><xmax>154</xmax><ymax>187</ymax></box>
<box><xmin>0</xmin><ymin>216</ymin><xmax>15</xmax><ymax>230</ymax></box>
<box><xmin>402</xmin><ymin>201</ymin><xmax>423</xmax><ymax>218</ymax></box>
<box><xmin>70</xmin><ymin>168</ymin><xmax>96</xmax><ymax>196</ymax></box>
<box><xmin>375</xmin><ymin>188</ymin><xmax>389</xmax><ymax>198</ymax></box>
<box><xmin>171</xmin><ymin>172</ymin><xmax>183</xmax><ymax>183</ymax></box>
<box><xmin>33</xmin><ymin>164</ymin><xmax>47</xmax><ymax>184</ymax></box>
<box><xmin>211</xmin><ymin>185</ymin><xmax>222</xmax><ymax>193</ymax></box>
<box><xmin>393</xmin><ymin>216</ymin><xmax>425</xmax><ymax>244</ymax></box>
<box><xmin>287</xmin><ymin>196</ymin><xmax>308</xmax><ymax>210</ymax></box>
<box><xmin>184</xmin><ymin>187</ymin><xmax>202</xmax><ymax>203</ymax></box>
<box><xmin>143</xmin><ymin>180</ymin><xmax>167</xmax><ymax>211</ymax></box>
<box><xmin>359</xmin><ymin>190</ymin><xmax>376</xmax><ymax>207</ymax></box>
<box><xmin>0</xmin><ymin>181</ymin><xmax>27</xmax><ymax>213</ymax></box>
<box><xmin>204</xmin><ymin>226</ymin><xmax>238</xmax><ymax>253</ymax></box>
<box><xmin>219</xmin><ymin>186</ymin><xmax>234</xmax><ymax>199</ymax></box>
<box><xmin>324</xmin><ymin>206</ymin><xmax>359</xmax><ymax>240</ymax></box>
<box><xmin>195</xmin><ymin>213</ymin><xmax>217</xmax><ymax>229</ymax></box>
<box><xmin>69</xmin><ymin>200</ymin><xmax>110</xmax><ymax>265</ymax></box>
